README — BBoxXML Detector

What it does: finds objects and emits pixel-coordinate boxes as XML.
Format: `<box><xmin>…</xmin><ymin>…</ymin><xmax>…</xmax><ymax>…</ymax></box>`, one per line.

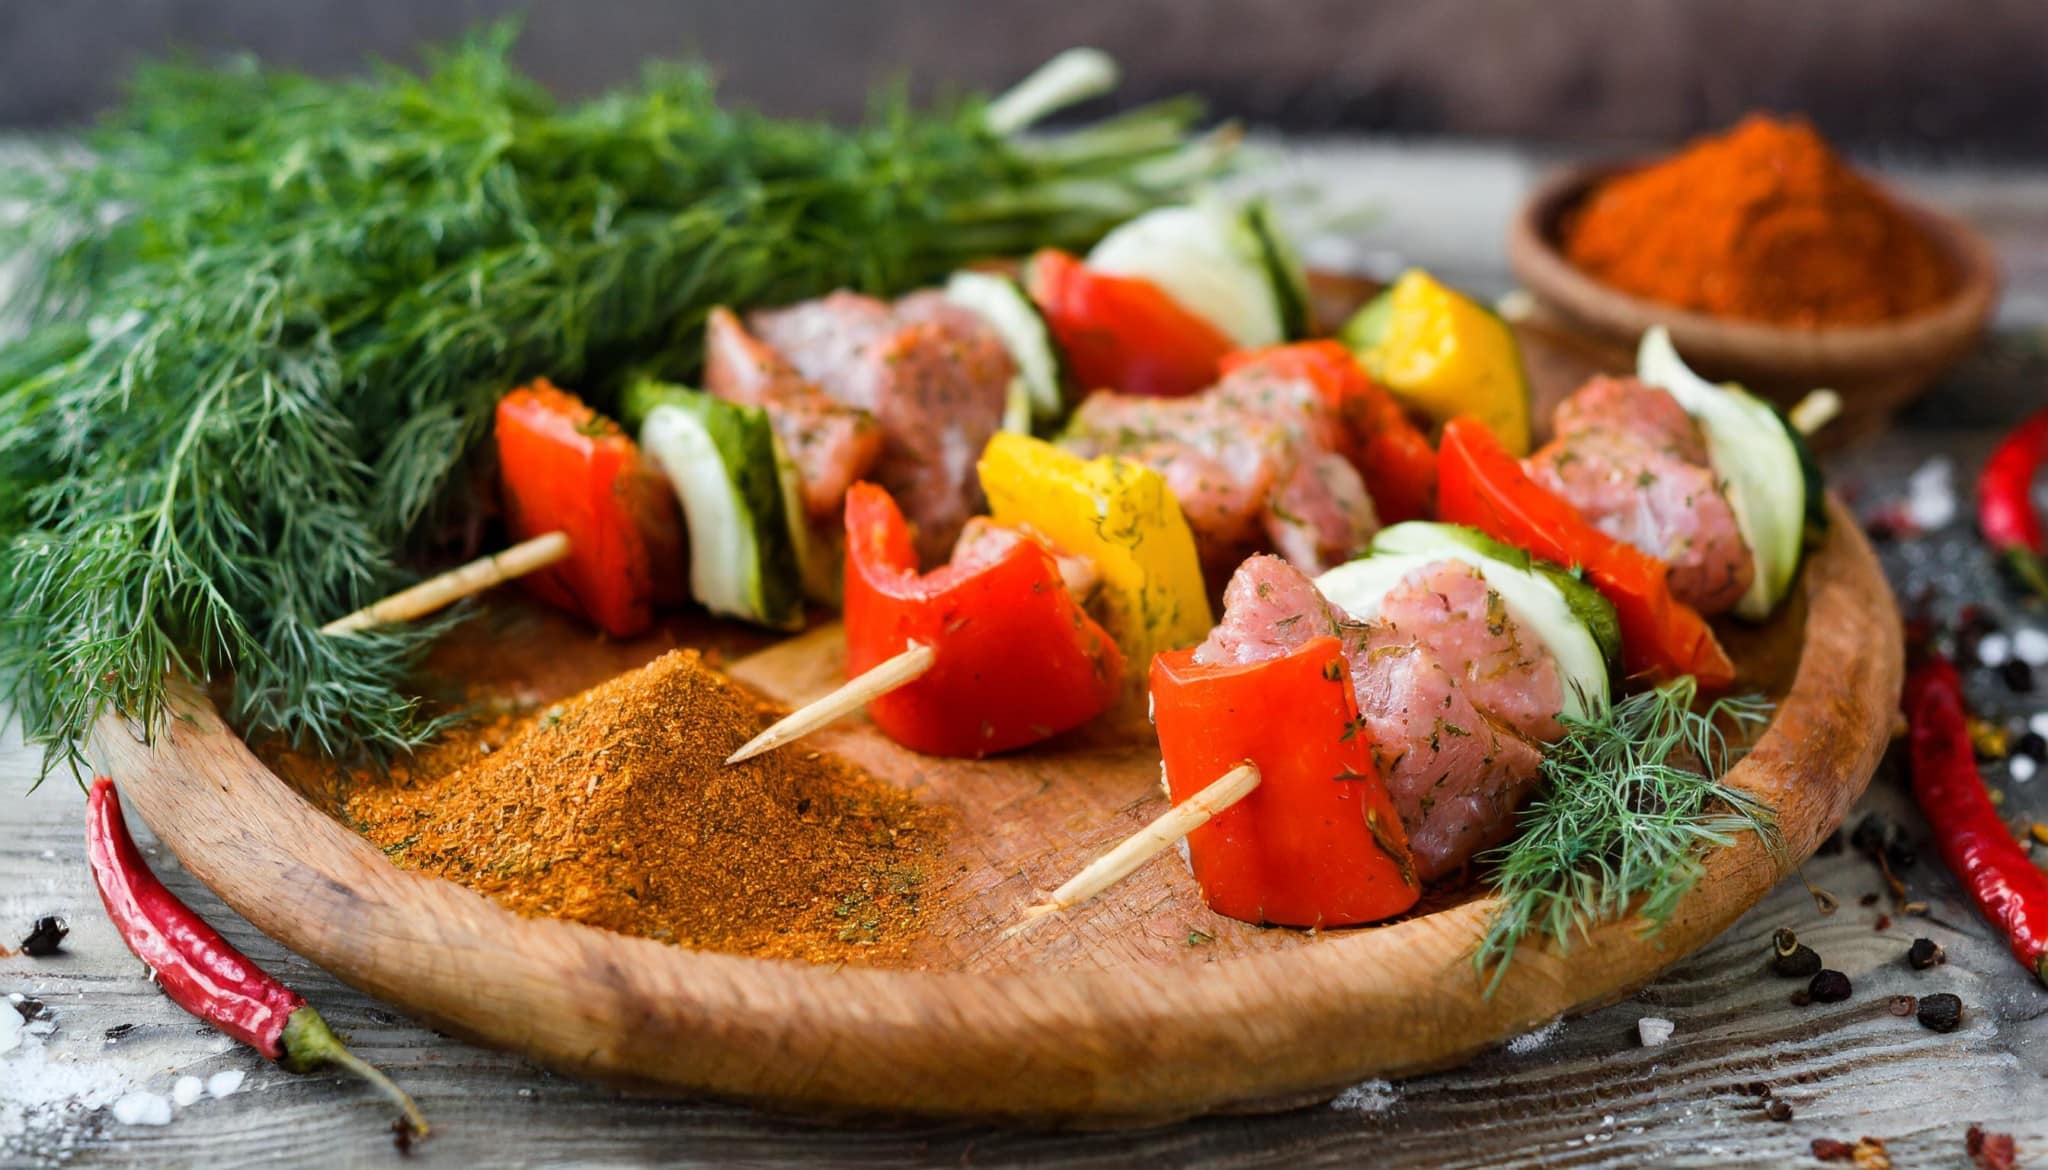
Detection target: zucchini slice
<box><xmin>1637</xmin><ymin>326</ymin><xmax>1820</xmax><ymax>621</ymax></box>
<box><xmin>1317</xmin><ymin>521</ymin><xmax>1619</xmax><ymax>721</ymax></box>
<box><xmin>631</xmin><ymin>380</ymin><xmax>804</xmax><ymax>631</ymax></box>
<box><xmin>1085</xmin><ymin>198</ymin><xmax>1292</xmax><ymax>348</ymax></box>
<box><xmin>946</xmin><ymin>269</ymin><xmax>1069</xmax><ymax>428</ymax></box>
<box><xmin>1245</xmin><ymin>199</ymin><xmax>1312</xmax><ymax>341</ymax></box>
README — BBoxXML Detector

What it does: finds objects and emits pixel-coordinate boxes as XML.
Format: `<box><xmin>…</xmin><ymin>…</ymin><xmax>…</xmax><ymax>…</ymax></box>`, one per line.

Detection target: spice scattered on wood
<box><xmin>1636</xmin><ymin>1017</ymin><xmax>1675</xmax><ymax>1047</ymax></box>
<box><xmin>19</xmin><ymin>916</ymin><xmax>67</xmax><ymax>957</ymax></box>
<box><xmin>1908</xmin><ymin>937</ymin><xmax>1946</xmax><ymax>969</ymax></box>
<box><xmin>1887</xmin><ymin>995</ymin><xmax>1917</xmax><ymax>1018</ymax></box>
<box><xmin>102</xmin><ymin>1023</ymin><xmax>137</xmax><ymax>1042</ymax></box>
<box><xmin>348</xmin><ymin>650</ymin><xmax>940</xmax><ymax>964</ymax></box>
<box><xmin>1744</xmin><ymin>1081</ymin><xmax>1771</xmax><ymax>1097</ymax></box>
<box><xmin>1967</xmin><ymin>1125</ymin><xmax>2018</xmax><ymax>1170</ymax></box>
<box><xmin>1874</xmin><ymin>913</ymin><xmax>1891</xmax><ymax>931</ymax></box>
<box><xmin>1766</xmin><ymin>1099</ymin><xmax>1794</xmax><ymax>1122</ymax></box>
<box><xmin>1771</xmin><ymin>928</ymin><xmax>1823</xmax><ymax>977</ymax></box>
<box><xmin>1811</xmin><ymin>1137</ymin><xmax>1891</xmax><ymax>1168</ymax></box>
<box><xmin>1808</xmin><ymin>969</ymin><xmax>1853</xmax><ymax>1003</ymax></box>
<box><xmin>1562</xmin><ymin>115</ymin><xmax>1954</xmax><ymax>327</ymax></box>
<box><xmin>1916</xmin><ymin>992</ymin><xmax>1964</xmax><ymax>1033</ymax></box>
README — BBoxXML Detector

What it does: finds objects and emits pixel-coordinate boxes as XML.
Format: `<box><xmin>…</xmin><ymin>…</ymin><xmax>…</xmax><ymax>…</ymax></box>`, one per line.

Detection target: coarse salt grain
<box><xmin>171</xmin><ymin>1075</ymin><xmax>204</xmax><ymax>1107</ymax></box>
<box><xmin>2013</xmin><ymin>756</ymin><xmax>2038</xmax><ymax>783</ymax></box>
<box><xmin>1329</xmin><ymin>1079</ymin><xmax>1398</xmax><ymax>1113</ymax></box>
<box><xmin>1978</xmin><ymin>633</ymin><xmax>2013</xmax><ymax>667</ymax></box>
<box><xmin>2015</xmin><ymin>628</ymin><xmax>2048</xmax><ymax>667</ymax></box>
<box><xmin>1904</xmin><ymin>458</ymin><xmax>1957</xmax><ymax>530</ymax></box>
<box><xmin>2030</xmin><ymin>712</ymin><xmax>2048</xmax><ymax>740</ymax></box>
<box><xmin>1506</xmin><ymin>1016</ymin><xmax>1564</xmax><ymax>1054</ymax></box>
<box><xmin>111</xmin><ymin>1091</ymin><xmax>173</xmax><ymax>1127</ymax></box>
<box><xmin>206</xmin><ymin>1070</ymin><xmax>245</xmax><ymax>1099</ymax></box>
<box><xmin>1637</xmin><ymin>1017</ymin><xmax>1676</xmax><ymax>1047</ymax></box>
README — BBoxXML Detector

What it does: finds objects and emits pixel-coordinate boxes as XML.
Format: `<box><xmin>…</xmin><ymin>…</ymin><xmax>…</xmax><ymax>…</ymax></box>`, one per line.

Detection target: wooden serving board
<box><xmin>86</xmin><ymin>279</ymin><xmax>1903</xmax><ymax>1124</ymax></box>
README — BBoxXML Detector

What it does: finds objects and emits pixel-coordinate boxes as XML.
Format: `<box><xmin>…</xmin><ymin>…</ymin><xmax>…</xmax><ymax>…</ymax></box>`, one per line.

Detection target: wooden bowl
<box><xmin>1507</xmin><ymin>161</ymin><xmax>2000</xmax><ymax>447</ymax></box>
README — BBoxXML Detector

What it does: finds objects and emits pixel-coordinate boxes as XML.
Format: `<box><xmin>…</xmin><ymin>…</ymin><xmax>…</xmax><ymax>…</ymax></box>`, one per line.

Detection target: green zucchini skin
<box><xmin>632</xmin><ymin>378</ymin><xmax>804</xmax><ymax>631</ymax></box>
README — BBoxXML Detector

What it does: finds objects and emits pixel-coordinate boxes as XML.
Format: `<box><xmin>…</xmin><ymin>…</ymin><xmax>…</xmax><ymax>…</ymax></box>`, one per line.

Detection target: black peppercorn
<box><xmin>19</xmin><ymin>916</ymin><xmax>67</xmax><ymax>957</ymax></box>
<box><xmin>1808</xmin><ymin>969</ymin><xmax>1853</xmax><ymax>1003</ymax></box>
<box><xmin>1907</xmin><ymin>937</ymin><xmax>1945</xmax><ymax>970</ymax></box>
<box><xmin>1773</xmin><ymin>944</ymin><xmax>1822</xmax><ymax>977</ymax></box>
<box><xmin>1916</xmin><ymin>992</ymin><xmax>1963</xmax><ymax>1033</ymax></box>
<box><xmin>2019</xmin><ymin>731</ymin><xmax>2048</xmax><ymax>762</ymax></box>
<box><xmin>1766</xmin><ymin>1099</ymin><xmax>1794</xmax><ymax>1122</ymax></box>
<box><xmin>2002</xmin><ymin>659</ymin><xmax>2035</xmax><ymax>694</ymax></box>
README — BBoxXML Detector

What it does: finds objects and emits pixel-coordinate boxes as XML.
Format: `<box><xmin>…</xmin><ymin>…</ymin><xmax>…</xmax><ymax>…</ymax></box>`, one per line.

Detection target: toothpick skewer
<box><xmin>1789</xmin><ymin>389</ymin><xmax>1842</xmax><ymax>437</ymax></box>
<box><xmin>1010</xmin><ymin>762</ymin><xmax>1261</xmax><ymax>931</ymax></box>
<box><xmin>725</xmin><ymin>641</ymin><xmax>938</xmax><ymax>765</ymax></box>
<box><xmin>322</xmin><ymin>531</ymin><xmax>571</xmax><ymax>636</ymax></box>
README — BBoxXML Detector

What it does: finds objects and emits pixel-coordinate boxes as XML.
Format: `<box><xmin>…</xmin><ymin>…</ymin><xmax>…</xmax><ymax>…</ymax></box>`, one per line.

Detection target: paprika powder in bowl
<box><xmin>1508</xmin><ymin>115</ymin><xmax>1998</xmax><ymax>446</ymax></box>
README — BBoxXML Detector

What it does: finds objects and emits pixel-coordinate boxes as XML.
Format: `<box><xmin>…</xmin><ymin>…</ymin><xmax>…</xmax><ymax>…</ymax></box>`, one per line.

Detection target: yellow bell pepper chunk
<box><xmin>1357</xmin><ymin>269</ymin><xmax>1532</xmax><ymax>456</ymax></box>
<box><xmin>977</xmin><ymin>432</ymin><xmax>1212</xmax><ymax>666</ymax></box>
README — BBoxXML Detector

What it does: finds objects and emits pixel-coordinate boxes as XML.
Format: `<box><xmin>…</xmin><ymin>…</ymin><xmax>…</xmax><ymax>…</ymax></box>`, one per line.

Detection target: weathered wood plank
<box><xmin>8</xmin><ymin>139</ymin><xmax>2048</xmax><ymax>1166</ymax></box>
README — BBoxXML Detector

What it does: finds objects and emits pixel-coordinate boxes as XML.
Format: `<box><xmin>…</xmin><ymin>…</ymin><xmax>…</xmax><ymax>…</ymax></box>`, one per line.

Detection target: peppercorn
<box><xmin>1808</xmin><ymin>969</ymin><xmax>1853</xmax><ymax>1003</ymax></box>
<box><xmin>2001</xmin><ymin>659</ymin><xmax>2035</xmax><ymax>693</ymax></box>
<box><xmin>1774</xmin><ymin>944</ymin><xmax>1822</xmax><ymax>977</ymax></box>
<box><xmin>1908</xmin><ymin>937</ymin><xmax>1946</xmax><ymax>969</ymax></box>
<box><xmin>1765</xmin><ymin>1099</ymin><xmax>1794</xmax><ymax>1122</ymax></box>
<box><xmin>2018</xmin><ymin>731</ymin><xmax>2048</xmax><ymax>762</ymax></box>
<box><xmin>1888</xmin><ymin>994</ymin><xmax>1917</xmax><ymax>1017</ymax></box>
<box><xmin>1859</xmin><ymin>892</ymin><xmax>1881</xmax><ymax>907</ymax></box>
<box><xmin>1917</xmin><ymin>992</ymin><xmax>1964</xmax><ymax>1032</ymax></box>
<box><xmin>19</xmin><ymin>916</ymin><xmax>67</xmax><ymax>957</ymax></box>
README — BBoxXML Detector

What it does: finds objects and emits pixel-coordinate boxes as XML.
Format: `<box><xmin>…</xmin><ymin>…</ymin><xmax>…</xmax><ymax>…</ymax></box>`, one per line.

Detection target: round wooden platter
<box><xmin>87</xmin><ymin>279</ymin><xmax>1903</xmax><ymax>1126</ymax></box>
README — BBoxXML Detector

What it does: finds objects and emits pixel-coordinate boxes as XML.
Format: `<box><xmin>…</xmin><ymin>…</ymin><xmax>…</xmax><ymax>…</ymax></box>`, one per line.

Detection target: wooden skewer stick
<box><xmin>321</xmin><ymin>531</ymin><xmax>571</xmax><ymax>636</ymax></box>
<box><xmin>725</xmin><ymin>641</ymin><xmax>938</xmax><ymax>765</ymax></box>
<box><xmin>1012</xmin><ymin>762</ymin><xmax>1262</xmax><ymax>929</ymax></box>
<box><xmin>1789</xmin><ymin>388</ymin><xmax>1843</xmax><ymax>437</ymax></box>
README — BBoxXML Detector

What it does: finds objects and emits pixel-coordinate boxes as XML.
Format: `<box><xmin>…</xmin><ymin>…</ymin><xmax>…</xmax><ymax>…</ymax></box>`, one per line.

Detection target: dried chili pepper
<box><xmin>86</xmin><ymin>777</ymin><xmax>428</xmax><ymax>1137</ymax></box>
<box><xmin>1905</xmin><ymin>652</ymin><xmax>2048</xmax><ymax>987</ymax></box>
<box><xmin>1977</xmin><ymin>405</ymin><xmax>2048</xmax><ymax>600</ymax></box>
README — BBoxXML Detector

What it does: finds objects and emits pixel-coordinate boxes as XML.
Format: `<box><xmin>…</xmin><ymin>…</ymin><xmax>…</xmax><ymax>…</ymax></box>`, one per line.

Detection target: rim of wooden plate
<box><xmin>88</xmin><ymin>499</ymin><xmax>1898</xmax><ymax>1126</ymax></box>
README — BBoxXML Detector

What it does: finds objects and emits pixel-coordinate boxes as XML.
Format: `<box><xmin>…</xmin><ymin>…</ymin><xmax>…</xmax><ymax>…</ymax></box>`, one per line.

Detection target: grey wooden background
<box><xmin>4</xmin><ymin>138</ymin><xmax>2048</xmax><ymax>1168</ymax></box>
<box><xmin>7</xmin><ymin>0</ymin><xmax>2048</xmax><ymax>156</ymax></box>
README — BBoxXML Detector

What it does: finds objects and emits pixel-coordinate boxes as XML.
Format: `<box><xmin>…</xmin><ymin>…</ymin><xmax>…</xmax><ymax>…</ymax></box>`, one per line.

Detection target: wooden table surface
<box><xmin>5</xmin><ymin>141</ymin><xmax>2047</xmax><ymax>1168</ymax></box>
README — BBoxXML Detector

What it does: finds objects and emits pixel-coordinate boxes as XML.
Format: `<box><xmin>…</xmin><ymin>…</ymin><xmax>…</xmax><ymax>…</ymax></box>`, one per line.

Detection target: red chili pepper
<box><xmin>85</xmin><ymin>777</ymin><xmax>429</xmax><ymax>1134</ymax></box>
<box><xmin>842</xmin><ymin>483</ymin><xmax>1123</xmax><ymax>757</ymax></box>
<box><xmin>1436</xmin><ymin>415</ymin><xmax>1735</xmax><ymax>689</ymax></box>
<box><xmin>495</xmin><ymin>380</ymin><xmax>687</xmax><ymax>638</ymax></box>
<box><xmin>1904</xmin><ymin>654</ymin><xmax>2048</xmax><ymax>987</ymax></box>
<box><xmin>1218</xmin><ymin>341</ymin><xmax>1438</xmax><ymax>523</ymax></box>
<box><xmin>1150</xmin><ymin>637</ymin><xmax>1420</xmax><ymax>927</ymax></box>
<box><xmin>1026</xmin><ymin>248</ymin><xmax>1234</xmax><ymax>398</ymax></box>
<box><xmin>1977</xmin><ymin>406</ymin><xmax>2048</xmax><ymax>599</ymax></box>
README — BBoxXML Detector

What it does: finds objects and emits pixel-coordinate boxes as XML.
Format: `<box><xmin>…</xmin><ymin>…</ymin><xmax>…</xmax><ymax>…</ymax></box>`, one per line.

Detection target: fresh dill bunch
<box><xmin>1474</xmin><ymin>677</ymin><xmax>1778</xmax><ymax>987</ymax></box>
<box><xmin>0</xmin><ymin>27</ymin><xmax>1229</xmax><ymax>778</ymax></box>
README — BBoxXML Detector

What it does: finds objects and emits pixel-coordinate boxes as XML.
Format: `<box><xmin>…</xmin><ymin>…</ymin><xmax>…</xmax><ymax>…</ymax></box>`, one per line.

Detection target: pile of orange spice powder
<box><xmin>1563</xmin><ymin>114</ymin><xmax>1954</xmax><ymax>327</ymax></box>
<box><xmin>347</xmin><ymin>650</ymin><xmax>938</xmax><ymax>964</ymax></box>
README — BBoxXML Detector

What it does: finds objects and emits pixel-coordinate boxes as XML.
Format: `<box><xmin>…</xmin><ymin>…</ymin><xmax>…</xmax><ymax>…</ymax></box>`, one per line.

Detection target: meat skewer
<box><xmin>322</xmin><ymin>532</ymin><xmax>570</xmax><ymax>636</ymax></box>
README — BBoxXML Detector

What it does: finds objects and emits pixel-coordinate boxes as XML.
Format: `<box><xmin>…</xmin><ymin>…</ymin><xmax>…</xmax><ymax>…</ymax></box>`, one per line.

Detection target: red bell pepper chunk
<box><xmin>1150</xmin><ymin>637</ymin><xmax>1420</xmax><ymax>928</ymax></box>
<box><xmin>495</xmin><ymin>380</ymin><xmax>687</xmax><ymax>639</ymax></box>
<box><xmin>1219</xmin><ymin>341</ymin><xmax>1438</xmax><ymax>523</ymax></box>
<box><xmin>842</xmin><ymin>483</ymin><xmax>1123</xmax><ymax>758</ymax></box>
<box><xmin>1435</xmin><ymin>415</ymin><xmax>1735</xmax><ymax>689</ymax></box>
<box><xmin>1026</xmin><ymin>248</ymin><xmax>1234</xmax><ymax>399</ymax></box>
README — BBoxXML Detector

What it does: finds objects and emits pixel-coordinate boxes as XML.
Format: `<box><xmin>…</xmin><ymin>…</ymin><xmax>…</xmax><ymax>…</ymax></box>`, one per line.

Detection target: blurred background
<box><xmin>5</xmin><ymin>0</ymin><xmax>2047</xmax><ymax>158</ymax></box>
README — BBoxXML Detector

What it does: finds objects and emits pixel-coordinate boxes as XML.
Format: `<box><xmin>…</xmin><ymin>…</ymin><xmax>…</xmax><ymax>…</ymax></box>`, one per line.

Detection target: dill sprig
<box><xmin>0</xmin><ymin>27</ymin><xmax>1228</xmax><ymax>778</ymax></box>
<box><xmin>1475</xmin><ymin>677</ymin><xmax>1778</xmax><ymax>987</ymax></box>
